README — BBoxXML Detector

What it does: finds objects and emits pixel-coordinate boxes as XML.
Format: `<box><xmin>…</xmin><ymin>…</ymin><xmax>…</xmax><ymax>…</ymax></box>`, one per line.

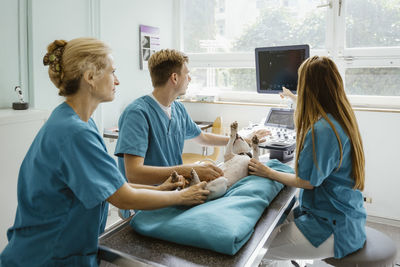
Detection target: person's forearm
<box><xmin>126</xmin><ymin>164</ymin><xmax>196</xmax><ymax>184</ymax></box>
<box><xmin>128</xmin><ymin>183</ymin><xmax>159</xmax><ymax>190</ymax></box>
<box><xmin>268</xmin><ymin>169</ymin><xmax>313</xmax><ymax>189</ymax></box>
<box><xmin>126</xmin><ymin>165</ymin><xmax>176</xmax><ymax>184</ymax></box>
<box><xmin>123</xmin><ymin>189</ymin><xmax>180</xmax><ymax>210</ymax></box>
<box><xmin>195</xmin><ymin>132</ymin><xmax>229</xmax><ymax>146</ymax></box>
<box><xmin>112</xmin><ymin>186</ymin><xmax>182</xmax><ymax>210</ymax></box>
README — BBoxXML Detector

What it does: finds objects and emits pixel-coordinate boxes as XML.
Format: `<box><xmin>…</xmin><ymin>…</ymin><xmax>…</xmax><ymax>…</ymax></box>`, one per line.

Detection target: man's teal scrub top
<box><xmin>0</xmin><ymin>102</ymin><xmax>126</xmax><ymax>267</ymax></box>
<box><xmin>294</xmin><ymin>114</ymin><xmax>366</xmax><ymax>259</ymax></box>
<box><xmin>115</xmin><ymin>95</ymin><xmax>201</xmax><ymax>177</ymax></box>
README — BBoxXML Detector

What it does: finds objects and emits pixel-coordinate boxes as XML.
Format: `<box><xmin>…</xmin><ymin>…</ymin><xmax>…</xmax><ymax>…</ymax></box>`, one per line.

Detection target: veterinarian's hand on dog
<box><xmin>248</xmin><ymin>158</ymin><xmax>271</xmax><ymax>178</ymax></box>
<box><xmin>158</xmin><ymin>174</ymin><xmax>188</xmax><ymax>191</ymax></box>
<box><xmin>179</xmin><ymin>182</ymin><xmax>210</xmax><ymax>205</ymax></box>
<box><xmin>245</xmin><ymin>129</ymin><xmax>270</xmax><ymax>144</ymax></box>
<box><xmin>193</xmin><ymin>163</ymin><xmax>224</xmax><ymax>182</ymax></box>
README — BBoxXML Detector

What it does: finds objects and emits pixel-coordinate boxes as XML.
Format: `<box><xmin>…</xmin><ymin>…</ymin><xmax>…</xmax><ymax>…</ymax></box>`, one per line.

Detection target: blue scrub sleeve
<box><xmin>60</xmin><ymin>129</ymin><xmax>126</xmax><ymax>209</ymax></box>
<box><xmin>115</xmin><ymin>109</ymin><xmax>149</xmax><ymax>158</ymax></box>
<box><xmin>179</xmin><ymin>103</ymin><xmax>201</xmax><ymax>140</ymax></box>
<box><xmin>297</xmin><ymin>124</ymin><xmax>340</xmax><ymax>187</ymax></box>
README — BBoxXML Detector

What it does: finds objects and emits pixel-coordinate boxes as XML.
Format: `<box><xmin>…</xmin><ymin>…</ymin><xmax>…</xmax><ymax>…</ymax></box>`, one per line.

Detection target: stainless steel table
<box><xmin>98</xmin><ymin>185</ymin><xmax>298</xmax><ymax>267</ymax></box>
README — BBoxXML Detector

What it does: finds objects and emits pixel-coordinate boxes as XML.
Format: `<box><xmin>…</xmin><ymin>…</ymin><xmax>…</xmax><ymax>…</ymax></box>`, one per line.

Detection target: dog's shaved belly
<box><xmin>221</xmin><ymin>155</ymin><xmax>250</xmax><ymax>187</ymax></box>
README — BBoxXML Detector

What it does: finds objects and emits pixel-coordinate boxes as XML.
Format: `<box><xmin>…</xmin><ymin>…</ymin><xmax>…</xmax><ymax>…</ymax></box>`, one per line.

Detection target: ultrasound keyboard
<box><xmin>260</xmin><ymin>126</ymin><xmax>296</xmax><ymax>148</ymax></box>
<box><xmin>257</xmin><ymin>108</ymin><xmax>296</xmax><ymax>162</ymax></box>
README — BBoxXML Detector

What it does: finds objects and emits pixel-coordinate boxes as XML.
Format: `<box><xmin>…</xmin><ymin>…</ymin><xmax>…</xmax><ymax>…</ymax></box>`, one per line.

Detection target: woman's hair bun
<box><xmin>44</xmin><ymin>37</ymin><xmax>111</xmax><ymax>96</ymax></box>
<box><xmin>43</xmin><ymin>40</ymin><xmax>67</xmax><ymax>76</ymax></box>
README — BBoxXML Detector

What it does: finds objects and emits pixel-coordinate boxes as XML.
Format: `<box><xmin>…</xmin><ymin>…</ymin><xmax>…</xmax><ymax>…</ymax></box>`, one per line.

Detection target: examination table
<box><xmin>98</xmin><ymin>184</ymin><xmax>297</xmax><ymax>267</ymax></box>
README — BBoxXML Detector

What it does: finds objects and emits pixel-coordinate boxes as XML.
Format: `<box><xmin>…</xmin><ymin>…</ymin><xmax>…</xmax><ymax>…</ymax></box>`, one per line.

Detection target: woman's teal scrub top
<box><xmin>0</xmin><ymin>102</ymin><xmax>126</xmax><ymax>267</ymax></box>
<box><xmin>115</xmin><ymin>95</ymin><xmax>201</xmax><ymax>177</ymax></box>
<box><xmin>294</xmin><ymin>114</ymin><xmax>366</xmax><ymax>259</ymax></box>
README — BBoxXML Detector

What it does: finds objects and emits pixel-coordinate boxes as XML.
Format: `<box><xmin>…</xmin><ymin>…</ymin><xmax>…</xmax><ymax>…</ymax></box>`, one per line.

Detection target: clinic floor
<box><xmin>105</xmin><ymin>208</ymin><xmax>400</xmax><ymax>266</ymax></box>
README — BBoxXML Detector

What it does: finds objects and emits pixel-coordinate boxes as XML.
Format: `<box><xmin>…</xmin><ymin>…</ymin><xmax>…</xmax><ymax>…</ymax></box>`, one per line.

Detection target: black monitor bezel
<box><xmin>264</xmin><ymin>108</ymin><xmax>295</xmax><ymax>130</ymax></box>
<box><xmin>255</xmin><ymin>44</ymin><xmax>309</xmax><ymax>94</ymax></box>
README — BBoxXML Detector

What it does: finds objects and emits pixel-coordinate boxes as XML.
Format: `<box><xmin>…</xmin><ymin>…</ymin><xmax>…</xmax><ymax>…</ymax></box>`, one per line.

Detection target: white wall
<box><xmin>25</xmin><ymin>0</ymin><xmax>176</xmax><ymax>128</ymax></box>
<box><xmin>0</xmin><ymin>0</ymin><xmax>27</xmax><ymax>108</ymax></box>
<box><xmin>0</xmin><ymin>110</ymin><xmax>49</xmax><ymax>251</ymax></box>
<box><xmin>100</xmin><ymin>0</ymin><xmax>176</xmax><ymax>128</ymax></box>
<box><xmin>355</xmin><ymin>111</ymin><xmax>400</xmax><ymax>221</ymax></box>
<box><xmin>182</xmin><ymin>102</ymin><xmax>400</xmax><ymax>221</ymax></box>
<box><xmin>30</xmin><ymin>0</ymin><xmax>93</xmax><ymax>110</ymax></box>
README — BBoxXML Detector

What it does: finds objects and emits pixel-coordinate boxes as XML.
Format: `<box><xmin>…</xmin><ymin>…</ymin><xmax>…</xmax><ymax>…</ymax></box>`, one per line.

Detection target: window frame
<box><xmin>177</xmin><ymin>0</ymin><xmax>400</xmax><ymax>109</ymax></box>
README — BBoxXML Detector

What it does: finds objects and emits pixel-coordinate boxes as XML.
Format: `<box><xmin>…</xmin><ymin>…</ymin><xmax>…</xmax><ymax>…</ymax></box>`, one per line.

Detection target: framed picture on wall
<box><xmin>139</xmin><ymin>25</ymin><xmax>160</xmax><ymax>70</ymax></box>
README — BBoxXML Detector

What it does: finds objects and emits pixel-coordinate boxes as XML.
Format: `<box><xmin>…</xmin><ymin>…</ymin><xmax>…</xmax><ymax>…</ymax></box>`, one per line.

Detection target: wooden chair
<box><xmin>182</xmin><ymin>117</ymin><xmax>222</xmax><ymax>164</ymax></box>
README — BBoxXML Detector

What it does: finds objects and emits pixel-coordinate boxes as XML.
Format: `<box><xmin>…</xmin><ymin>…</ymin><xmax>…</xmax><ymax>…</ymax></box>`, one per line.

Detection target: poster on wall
<box><xmin>139</xmin><ymin>25</ymin><xmax>160</xmax><ymax>70</ymax></box>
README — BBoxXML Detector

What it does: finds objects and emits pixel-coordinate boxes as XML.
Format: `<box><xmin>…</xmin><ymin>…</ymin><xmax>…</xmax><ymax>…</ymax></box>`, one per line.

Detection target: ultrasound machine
<box><xmin>253</xmin><ymin>44</ymin><xmax>309</xmax><ymax>162</ymax></box>
<box><xmin>259</xmin><ymin>108</ymin><xmax>296</xmax><ymax>162</ymax></box>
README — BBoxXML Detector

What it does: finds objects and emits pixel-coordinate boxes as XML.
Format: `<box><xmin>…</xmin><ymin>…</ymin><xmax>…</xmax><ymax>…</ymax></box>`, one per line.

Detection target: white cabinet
<box><xmin>0</xmin><ymin>109</ymin><xmax>49</xmax><ymax>251</ymax></box>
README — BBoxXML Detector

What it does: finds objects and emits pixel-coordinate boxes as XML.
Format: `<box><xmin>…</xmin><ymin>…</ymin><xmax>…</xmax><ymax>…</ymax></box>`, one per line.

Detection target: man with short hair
<box><xmin>115</xmin><ymin>49</ymin><xmax>266</xmax><ymax>185</ymax></box>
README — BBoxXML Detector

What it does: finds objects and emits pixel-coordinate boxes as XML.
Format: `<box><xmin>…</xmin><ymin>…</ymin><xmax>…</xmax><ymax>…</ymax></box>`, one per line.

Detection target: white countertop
<box><xmin>0</xmin><ymin>108</ymin><xmax>50</xmax><ymax>125</ymax></box>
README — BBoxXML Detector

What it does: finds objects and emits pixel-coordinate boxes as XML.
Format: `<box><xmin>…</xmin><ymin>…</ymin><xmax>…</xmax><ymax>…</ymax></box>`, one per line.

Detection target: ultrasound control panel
<box><xmin>259</xmin><ymin>108</ymin><xmax>296</xmax><ymax>162</ymax></box>
<box><xmin>262</xmin><ymin>126</ymin><xmax>296</xmax><ymax>148</ymax></box>
<box><xmin>261</xmin><ymin>108</ymin><xmax>295</xmax><ymax>147</ymax></box>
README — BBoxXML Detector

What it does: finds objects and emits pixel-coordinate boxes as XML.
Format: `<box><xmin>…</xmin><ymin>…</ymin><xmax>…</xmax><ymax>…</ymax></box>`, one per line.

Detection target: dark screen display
<box><xmin>265</xmin><ymin>110</ymin><xmax>294</xmax><ymax>129</ymax></box>
<box><xmin>256</xmin><ymin>45</ymin><xmax>309</xmax><ymax>94</ymax></box>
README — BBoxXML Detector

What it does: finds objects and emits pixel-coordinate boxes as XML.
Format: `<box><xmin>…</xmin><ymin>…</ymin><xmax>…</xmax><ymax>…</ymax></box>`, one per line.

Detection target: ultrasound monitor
<box><xmin>255</xmin><ymin>44</ymin><xmax>309</xmax><ymax>94</ymax></box>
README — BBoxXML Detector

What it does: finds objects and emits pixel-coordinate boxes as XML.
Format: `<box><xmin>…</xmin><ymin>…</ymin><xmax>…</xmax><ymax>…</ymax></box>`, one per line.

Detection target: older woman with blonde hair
<box><xmin>249</xmin><ymin>56</ymin><xmax>366</xmax><ymax>262</ymax></box>
<box><xmin>0</xmin><ymin>38</ymin><xmax>209</xmax><ymax>267</ymax></box>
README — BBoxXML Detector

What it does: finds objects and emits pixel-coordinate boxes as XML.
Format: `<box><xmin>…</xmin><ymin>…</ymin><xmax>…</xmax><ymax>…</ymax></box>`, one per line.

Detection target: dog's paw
<box><xmin>252</xmin><ymin>135</ymin><xmax>259</xmax><ymax>145</ymax></box>
<box><xmin>171</xmin><ymin>171</ymin><xmax>179</xmax><ymax>182</ymax></box>
<box><xmin>230</xmin><ymin>121</ymin><xmax>238</xmax><ymax>138</ymax></box>
<box><xmin>190</xmin><ymin>168</ymin><xmax>201</xmax><ymax>185</ymax></box>
<box><xmin>230</xmin><ymin>121</ymin><xmax>238</xmax><ymax>130</ymax></box>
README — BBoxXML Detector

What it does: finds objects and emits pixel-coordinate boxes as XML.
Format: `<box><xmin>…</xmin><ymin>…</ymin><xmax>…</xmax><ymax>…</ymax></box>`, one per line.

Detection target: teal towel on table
<box><xmin>130</xmin><ymin>159</ymin><xmax>294</xmax><ymax>255</ymax></box>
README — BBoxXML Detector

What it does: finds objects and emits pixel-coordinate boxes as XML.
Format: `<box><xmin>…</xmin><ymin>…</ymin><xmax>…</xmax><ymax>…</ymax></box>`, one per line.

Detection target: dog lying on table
<box><xmin>184</xmin><ymin>121</ymin><xmax>260</xmax><ymax>200</ymax></box>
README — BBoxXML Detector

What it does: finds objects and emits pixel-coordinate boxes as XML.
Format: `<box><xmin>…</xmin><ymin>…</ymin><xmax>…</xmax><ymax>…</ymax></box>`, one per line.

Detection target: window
<box><xmin>345</xmin><ymin>68</ymin><xmax>400</xmax><ymax>96</ymax></box>
<box><xmin>183</xmin><ymin>0</ymin><xmax>326</xmax><ymax>53</ymax></box>
<box><xmin>345</xmin><ymin>0</ymin><xmax>400</xmax><ymax>48</ymax></box>
<box><xmin>190</xmin><ymin>68</ymin><xmax>256</xmax><ymax>92</ymax></box>
<box><xmin>180</xmin><ymin>0</ymin><xmax>400</xmax><ymax>107</ymax></box>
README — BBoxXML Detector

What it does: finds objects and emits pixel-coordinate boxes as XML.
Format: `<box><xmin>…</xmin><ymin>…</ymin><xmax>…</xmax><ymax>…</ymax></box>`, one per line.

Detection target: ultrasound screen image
<box><xmin>265</xmin><ymin>110</ymin><xmax>294</xmax><ymax>129</ymax></box>
<box><xmin>256</xmin><ymin>45</ymin><xmax>309</xmax><ymax>94</ymax></box>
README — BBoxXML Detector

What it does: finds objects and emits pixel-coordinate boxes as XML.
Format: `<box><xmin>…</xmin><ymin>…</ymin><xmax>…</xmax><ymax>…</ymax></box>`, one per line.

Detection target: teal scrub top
<box><xmin>294</xmin><ymin>114</ymin><xmax>366</xmax><ymax>259</ymax></box>
<box><xmin>0</xmin><ymin>102</ymin><xmax>126</xmax><ymax>267</ymax></box>
<box><xmin>115</xmin><ymin>95</ymin><xmax>201</xmax><ymax>177</ymax></box>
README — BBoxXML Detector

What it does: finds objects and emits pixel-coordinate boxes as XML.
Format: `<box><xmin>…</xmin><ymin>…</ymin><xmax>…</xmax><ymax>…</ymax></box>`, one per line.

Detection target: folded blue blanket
<box><xmin>130</xmin><ymin>159</ymin><xmax>294</xmax><ymax>255</ymax></box>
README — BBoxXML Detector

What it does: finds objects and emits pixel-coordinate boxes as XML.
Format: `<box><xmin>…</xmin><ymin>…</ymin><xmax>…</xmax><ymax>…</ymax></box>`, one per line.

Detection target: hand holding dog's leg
<box><xmin>158</xmin><ymin>172</ymin><xmax>186</xmax><ymax>191</ymax></box>
<box><xmin>178</xmin><ymin>182</ymin><xmax>210</xmax><ymax>205</ymax></box>
<box><xmin>193</xmin><ymin>163</ymin><xmax>223</xmax><ymax>182</ymax></box>
<box><xmin>248</xmin><ymin>158</ymin><xmax>271</xmax><ymax>178</ymax></box>
<box><xmin>245</xmin><ymin>128</ymin><xmax>270</xmax><ymax>144</ymax></box>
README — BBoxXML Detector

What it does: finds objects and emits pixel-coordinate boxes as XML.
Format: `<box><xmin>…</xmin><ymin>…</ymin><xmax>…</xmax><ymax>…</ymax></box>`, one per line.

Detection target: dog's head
<box><xmin>232</xmin><ymin>134</ymin><xmax>252</xmax><ymax>157</ymax></box>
